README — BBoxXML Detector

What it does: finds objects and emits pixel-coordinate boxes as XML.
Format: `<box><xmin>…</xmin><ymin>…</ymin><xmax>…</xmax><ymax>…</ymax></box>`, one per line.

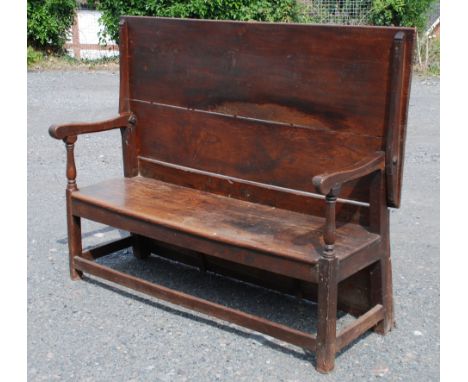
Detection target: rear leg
<box><xmin>132</xmin><ymin>234</ymin><xmax>151</xmax><ymax>259</ymax></box>
<box><xmin>370</xmin><ymin>254</ymin><xmax>394</xmax><ymax>334</ymax></box>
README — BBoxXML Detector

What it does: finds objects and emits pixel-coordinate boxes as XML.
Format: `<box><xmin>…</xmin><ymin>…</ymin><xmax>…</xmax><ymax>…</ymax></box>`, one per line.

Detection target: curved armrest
<box><xmin>312</xmin><ymin>152</ymin><xmax>385</xmax><ymax>195</ymax></box>
<box><xmin>49</xmin><ymin>112</ymin><xmax>133</xmax><ymax>140</ymax></box>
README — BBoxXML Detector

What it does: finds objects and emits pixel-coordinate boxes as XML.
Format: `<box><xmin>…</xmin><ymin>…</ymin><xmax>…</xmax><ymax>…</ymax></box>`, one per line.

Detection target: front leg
<box><xmin>316</xmin><ymin>187</ymin><xmax>340</xmax><ymax>373</ymax></box>
<box><xmin>64</xmin><ymin>135</ymin><xmax>83</xmax><ymax>280</ymax></box>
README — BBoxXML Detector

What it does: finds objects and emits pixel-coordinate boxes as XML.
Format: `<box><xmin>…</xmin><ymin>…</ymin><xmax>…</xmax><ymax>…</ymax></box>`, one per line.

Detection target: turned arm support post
<box><xmin>323</xmin><ymin>186</ymin><xmax>340</xmax><ymax>259</ymax></box>
<box><xmin>50</xmin><ymin>113</ymin><xmax>136</xmax><ymax>191</ymax></box>
<box><xmin>312</xmin><ymin>152</ymin><xmax>385</xmax><ymax>258</ymax></box>
<box><xmin>64</xmin><ymin>135</ymin><xmax>78</xmax><ymax>192</ymax></box>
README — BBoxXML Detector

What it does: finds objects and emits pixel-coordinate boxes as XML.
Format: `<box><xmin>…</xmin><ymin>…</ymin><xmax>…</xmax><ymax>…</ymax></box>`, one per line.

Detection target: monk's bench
<box><xmin>49</xmin><ymin>16</ymin><xmax>414</xmax><ymax>373</ymax></box>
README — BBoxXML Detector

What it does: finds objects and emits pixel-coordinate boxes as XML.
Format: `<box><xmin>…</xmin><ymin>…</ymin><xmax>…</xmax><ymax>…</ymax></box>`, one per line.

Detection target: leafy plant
<box><xmin>27</xmin><ymin>46</ymin><xmax>44</xmax><ymax>67</ymax></box>
<box><xmin>96</xmin><ymin>0</ymin><xmax>307</xmax><ymax>43</ymax></box>
<box><xmin>426</xmin><ymin>36</ymin><xmax>440</xmax><ymax>75</ymax></box>
<box><xmin>27</xmin><ymin>0</ymin><xmax>77</xmax><ymax>52</ymax></box>
<box><xmin>369</xmin><ymin>0</ymin><xmax>435</xmax><ymax>30</ymax></box>
<box><xmin>415</xmin><ymin>34</ymin><xmax>439</xmax><ymax>76</ymax></box>
<box><xmin>306</xmin><ymin>0</ymin><xmax>372</xmax><ymax>25</ymax></box>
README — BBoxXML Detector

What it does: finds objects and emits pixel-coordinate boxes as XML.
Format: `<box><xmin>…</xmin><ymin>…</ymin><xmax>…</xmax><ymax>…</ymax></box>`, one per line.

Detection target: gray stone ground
<box><xmin>28</xmin><ymin>71</ymin><xmax>439</xmax><ymax>381</ymax></box>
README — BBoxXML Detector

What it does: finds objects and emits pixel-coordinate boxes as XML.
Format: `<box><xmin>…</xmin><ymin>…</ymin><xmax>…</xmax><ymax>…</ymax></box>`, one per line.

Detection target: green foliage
<box><xmin>307</xmin><ymin>0</ymin><xmax>372</xmax><ymax>25</ymax></box>
<box><xmin>27</xmin><ymin>46</ymin><xmax>44</xmax><ymax>67</ymax></box>
<box><xmin>27</xmin><ymin>0</ymin><xmax>77</xmax><ymax>52</ymax></box>
<box><xmin>369</xmin><ymin>0</ymin><xmax>435</xmax><ymax>30</ymax></box>
<box><xmin>96</xmin><ymin>0</ymin><xmax>307</xmax><ymax>43</ymax></box>
<box><xmin>416</xmin><ymin>36</ymin><xmax>439</xmax><ymax>76</ymax></box>
<box><xmin>427</xmin><ymin>36</ymin><xmax>440</xmax><ymax>75</ymax></box>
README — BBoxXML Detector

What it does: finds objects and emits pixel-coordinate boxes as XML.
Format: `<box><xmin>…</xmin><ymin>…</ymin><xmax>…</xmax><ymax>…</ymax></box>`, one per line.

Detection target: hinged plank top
<box><xmin>120</xmin><ymin>17</ymin><xmax>414</xmax><ymax>208</ymax></box>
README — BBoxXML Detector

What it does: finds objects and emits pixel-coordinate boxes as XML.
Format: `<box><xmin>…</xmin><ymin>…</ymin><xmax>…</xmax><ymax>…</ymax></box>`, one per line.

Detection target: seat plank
<box><xmin>71</xmin><ymin>177</ymin><xmax>379</xmax><ymax>265</ymax></box>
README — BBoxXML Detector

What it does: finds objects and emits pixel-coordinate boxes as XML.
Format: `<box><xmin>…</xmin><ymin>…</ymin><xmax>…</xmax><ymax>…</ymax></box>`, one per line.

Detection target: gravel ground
<box><xmin>28</xmin><ymin>71</ymin><xmax>439</xmax><ymax>381</ymax></box>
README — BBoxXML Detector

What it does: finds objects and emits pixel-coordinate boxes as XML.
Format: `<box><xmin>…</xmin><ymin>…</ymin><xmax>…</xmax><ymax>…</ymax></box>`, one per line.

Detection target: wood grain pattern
<box><xmin>336</xmin><ymin>304</ymin><xmax>384</xmax><ymax>351</ymax></box>
<box><xmin>138</xmin><ymin>149</ymin><xmax>373</xmax><ymax>226</ymax></box>
<box><xmin>48</xmin><ymin>113</ymin><xmax>130</xmax><ymax>140</ymax></box>
<box><xmin>72</xmin><ymin>176</ymin><xmax>380</xmax><ymax>265</ymax></box>
<box><xmin>385</xmin><ymin>31</ymin><xmax>414</xmax><ymax>207</ymax></box>
<box><xmin>312</xmin><ymin>152</ymin><xmax>385</xmax><ymax>195</ymax></box>
<box><xmin>123</xmin><ymin>16</ymin><xmax>414</xmax><ymax>207</ymax></box>
<box><xmin>73</xmin><ymin>198</ymin><xmax>319</xmax><ymax>282</ymax></box>
<box><xmin>126</xmin><ymin>17</ymin><xmax>410</xmax><ymax>138</ymax></box>
<box><xmin>316</xmin><ymin>256</ymin><xmax>338</xmax><ymax>373</ymax></box>
<box><xmin>48</xmin><ymin>17</ymin><xmax>414</xmax><ymax>373</ymax></box>
<box><xmin>134</xmin><ymin>101</ymin><xmax>382</xmax><ymax>204</ymax></box>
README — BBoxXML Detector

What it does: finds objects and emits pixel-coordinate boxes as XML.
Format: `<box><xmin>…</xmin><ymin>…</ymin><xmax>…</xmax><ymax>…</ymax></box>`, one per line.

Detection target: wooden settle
<box><xmin>49</xmin><ymin>17</ymin><xmax>415</xmax><ymax>373</ymax></box>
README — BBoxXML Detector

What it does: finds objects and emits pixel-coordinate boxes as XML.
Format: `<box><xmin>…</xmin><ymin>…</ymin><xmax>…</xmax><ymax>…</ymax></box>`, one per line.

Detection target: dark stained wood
<box><xmin>72</xmin><ymin>198</ymin><xmax>319</xmax><ymax>282</ymax></box>
<box><xmin>385</xmin><ymin>31</ymin><xmax>415</xmax><ymax>208</ymax></box>
<box><xmin>71</xmin><ymin>177</ymin><xmax>380</xmax><ymax>265</ymax></box>
<box><xmin>81</xmin><ymin>236</ymin><xmax>133</xmax><ymax>261</ymax></box>
<box><xmin>316</xmin><ymin>256</ymin><xmax>338</xmax><ymax>373</ymax></box>
<box><xmin>127</xmin><ymin>18</ymin><xmax>410</xmax><ymax>137</ymax></box>
<box><xmin>323</xmin><ymin>189</ymin><xmax>339</xmax><ymax>258</ymax></box>
<box><xmin>133</xmin><ymin>101</ymin><xmax>381</xmax><ymax>204</ymax></box>
<box><xmin>64</xmin><ymin>135</ymin><xmax>82</xmax><ymax>280</ymax></box>
<box><xmin>125</xmin><ymin>16</ymin><xmax>414</xmax><ymax>207</ymax></box>
<box><xmin>316</xmin><ymin>186</ymin><xmax>339</xmax><ymax>372</ymax></box>
<box><xmin>49</xmin><ymin>17</ymin><xmax>414</xmax><ymax>374</ymax></box>
<box><xmin>64</xmin><ymin>135</ymin><xmax>78</xmax><ymax>191</ymax></box>
<box><xmin>337</xmin><ymin>239</ymin><xmax>382</xmax><ymax>282</ymax></box>
<box><xmin>49</xmin><ymin>113</ymin><xmax>131</xmax><ymax>140</ymax></box>
<box><xmin>131</xmin><ymin>234</ymin><xmax>151</xmax><ymax>259</ymax></box>
<box><xmin>119</xmin><ymin>19</ymin><xmax>141</xmax><ymax>254</ymax></box>
<box><xmin>143</xmin><ymin>238</ymin><xmax>378</xmax><ymax>317</ymax></box>
<box><xmin>118</xmin><ymin>19</ymin><xmax>130</xmax><ymax>114</ymax></box>
<box><xmin>139</xmin><ymin>154</ymin><xmax>372</xmax><ymax>225</ymax></box>
<box><xmin>120</xmin><ymin>113</ymin><xmax>139</xmax><ymax>177</ymax></box>
<box><xmin>369</xmin><ymin>170</ymin><xmax>394</xmax><ymax>333</ymax></box>
<box><xmin>74</xmin><ymin>256</ymin><xmax>317</xmax><ymax>351</ymax></box>
<box><xmin>313</xmin><ymin>153</ymin><xmax>385</xmax><ymax>196</ymax></box>
<box><xmin>119</xmin><ymin>19</ymin><xmax>139</xmax><ymax>177</ymax></box>
<box><xmin>336</xmin><ymin>304</ymin><xmax>384</xmax><ymax>351</ymax></box>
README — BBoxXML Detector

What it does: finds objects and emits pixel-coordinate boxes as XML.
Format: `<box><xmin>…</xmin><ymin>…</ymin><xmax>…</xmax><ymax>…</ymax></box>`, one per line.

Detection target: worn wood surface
<box><xmin>336</xmin><ymin>304</ymin><xmax>384</xmax><ymax>352</ymax></box>
<box><xmin>71</xmin><ymin>177</ymin><xmax>380</xmax><ymax>265</ymax></box>
<box><xmin>134</xmin><ymin>101</ymin><xmax>382</xmax><ymax>204</ymax></box>
<box><xmin>48</xmin><ymin>17</ymin><xmax>414</xmax><ymax>373</ymax></box>
<box><xmin>124</xmin><ymin>16</ymin><xmax>414</xmax><ymax>207</ymax></box>
<box><xmin>81</xmin><ymin>236</ymin><xmax>133</xmax><ymax>261</ymax></box>
<box><xmin>48</xmin><ymin>113</ymin><xmax>130</xmax><ymax>140</ymax></box>
<box><xmin>139</xmin><ymin>154</ymin><xmax>372</xmax><ymax>225</ymax></box>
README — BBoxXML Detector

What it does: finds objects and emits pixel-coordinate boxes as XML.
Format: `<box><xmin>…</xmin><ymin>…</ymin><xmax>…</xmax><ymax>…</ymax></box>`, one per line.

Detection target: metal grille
<box><xmin>302</xmin><ymin>0</ymin><xmax>372</xmax><ymax>25</ymax></box>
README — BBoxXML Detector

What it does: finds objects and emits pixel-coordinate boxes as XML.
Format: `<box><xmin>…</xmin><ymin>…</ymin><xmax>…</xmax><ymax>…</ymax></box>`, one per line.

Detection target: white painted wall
<box><xmin>67</xmin><ymin>10</ymin><xmax>119</xmax><ymax>60</ymax></box>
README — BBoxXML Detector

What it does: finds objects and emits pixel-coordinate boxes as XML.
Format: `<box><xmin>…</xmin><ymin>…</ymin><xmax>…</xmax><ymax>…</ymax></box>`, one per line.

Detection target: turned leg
<box><xmin>316</xmin><ymin>189</ymin><xmax>339</xmax><ymax>373</ymax></box>
<box><xmin>132</xmin><ymin>234</ymin><xmax>151</xmax><ymax>259</ymax></box>
<box><xmin>64</xmin><ymin>135</ymin><xmax>82</xmax><ymax>280</ymax></box>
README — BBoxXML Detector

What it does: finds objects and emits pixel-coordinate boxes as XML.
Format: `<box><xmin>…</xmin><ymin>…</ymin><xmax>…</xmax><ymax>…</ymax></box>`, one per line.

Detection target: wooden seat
<box><xmin>72</xmin><ymin>177</ymin><xmax>380</xmax><ymax>266</ymax></box>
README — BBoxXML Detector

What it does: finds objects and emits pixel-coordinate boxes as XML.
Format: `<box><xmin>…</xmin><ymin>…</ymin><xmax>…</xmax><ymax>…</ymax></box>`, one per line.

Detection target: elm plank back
<box><xmin>49</xmin><ymin>17</ymin><xmax>415</xmax><ymax>374</ymax></box>
<box><xmin>119</xmin><ymin>17</ymin><xmax>414</xmax><ymax>209</ymax></box>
